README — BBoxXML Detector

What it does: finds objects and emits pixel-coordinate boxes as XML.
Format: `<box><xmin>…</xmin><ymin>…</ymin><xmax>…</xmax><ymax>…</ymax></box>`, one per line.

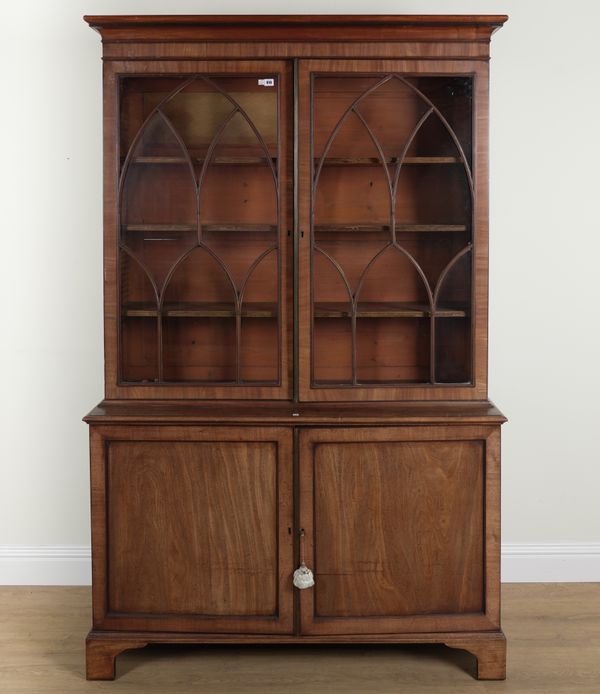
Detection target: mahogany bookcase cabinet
<box><xmin>83</xmin><ymin>14</ymin><xmax>508</xmax><ymax>681</ymax></box>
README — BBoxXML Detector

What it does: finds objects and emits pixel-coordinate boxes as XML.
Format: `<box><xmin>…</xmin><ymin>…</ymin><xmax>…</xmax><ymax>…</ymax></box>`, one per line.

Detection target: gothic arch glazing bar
<box><xmin>310</xmin><ymin>69</ymin><xmax>474</xmax><ymax>389</ymax></box>
<box><xmin>117</xmin><ymin>69</ymin><xmax>283</xmax><ymax>388</ymax></box>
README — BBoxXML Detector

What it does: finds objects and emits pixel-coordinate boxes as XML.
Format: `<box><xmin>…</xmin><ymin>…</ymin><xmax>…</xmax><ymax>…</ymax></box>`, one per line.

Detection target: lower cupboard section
<box><xmin>88</xmin><ymin>424</ymin><xmax>500</xmax><ymax>639</ymax></box>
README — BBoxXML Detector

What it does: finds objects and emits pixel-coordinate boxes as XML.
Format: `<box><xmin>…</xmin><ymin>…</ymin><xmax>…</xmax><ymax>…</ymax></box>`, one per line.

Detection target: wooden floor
<box><xmin>0</xmin><ymin>584</ymin><xmax>599</xmax><ymax>692</ymax></box>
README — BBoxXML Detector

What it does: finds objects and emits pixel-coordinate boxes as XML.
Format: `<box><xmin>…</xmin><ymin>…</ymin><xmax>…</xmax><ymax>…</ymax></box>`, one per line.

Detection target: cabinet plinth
<box><xmin>84</xmin><ymin>13</ymin><xmax>507</xmax><ymax>682</ymax></box>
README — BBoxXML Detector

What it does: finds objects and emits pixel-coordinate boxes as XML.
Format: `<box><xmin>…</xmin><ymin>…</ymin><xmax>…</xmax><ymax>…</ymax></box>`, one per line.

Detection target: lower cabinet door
<box><xmin>298</xmin><ymin>426</ymin><xmax>500</xmax><ymax>635</ymax></box>
<box><xmin>90</xmin><ymin>426</ymin><xmax>293</xmax><ymax>633</ymax></box>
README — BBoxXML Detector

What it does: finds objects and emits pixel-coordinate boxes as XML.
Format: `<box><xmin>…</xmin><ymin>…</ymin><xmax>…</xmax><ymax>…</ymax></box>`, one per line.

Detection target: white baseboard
<box><xmin>0</xmin><ymin>546</ymin><xmax>91</xmax><ymax>585</ymax></box>
<box><xmin>1</xmin><ymin>543</ymin><xmax>599</xmax><ymax>586</ymax></box>
<box><xmin>501</xmin><ymin>543</ymin><xmax>600</xmax><ymax>583</ymax></box>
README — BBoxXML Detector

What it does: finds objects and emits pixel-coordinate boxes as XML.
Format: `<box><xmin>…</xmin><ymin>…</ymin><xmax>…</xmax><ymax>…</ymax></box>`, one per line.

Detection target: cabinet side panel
<box><xmin>472</xmin><ymin>65</ymin><xmax>489</xmax><ymax>396</ymax></box>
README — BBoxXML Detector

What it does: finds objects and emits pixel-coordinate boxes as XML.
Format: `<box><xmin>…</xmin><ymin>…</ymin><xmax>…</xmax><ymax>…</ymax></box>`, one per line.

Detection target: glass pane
<box><xmin>200</xmin><ymin>112</ymin><xmax>277</xmax><ymax>232</ymax></box>
<box><xmin>163</xmin><ymin>316</ymin><xmax>237</xmax><ymax>382</ymax></box>
<box><xmin>314</xmin><ymin>110</ymin><xmax>392</xmax><ymax>237</ymax></box>
<box><xmin>311</xmin><ymin>73</ymin><xmax>473</xmax><ymax>388</ymax></box>
<box><xmin>240</xmin><ymin>249</ymin><xmax>278</xmax><ymax>383</ymax></box>
<box><xmin>313</xmin><ymin>317</ymin><xmax>353</xmax><ymax>385</ymax></box>
<box><xmin>312</xmin><ymin>249</ymin><xmax>353</xmax><ymax>385</ymax></box>
<box><xmin>120</xmin><ymin>112</ymin><xmax>197</xmax><ymax>292</ymax></box>
<box><xmin>161</xmin><ymin>247</ymin><xmax>236</xmax><ymax>383</ymax></box>
<box><xmin>120</xmin><ymin>252</ymin><xmax>158</xmax><ymax>383</ymax></box>
<box><xmin>353</xmin><ymin>77</ymin><xmax>431</xmax><ymax>161</ymax></box>
<box><xmin>408</xmin><ymin>76</ymin><xmax>473</xmax><ymax>162</ymax></box>
<box><xmin>435</xmin><ymin>250</ymin><xmax>472</xmax><ymax>383</ymax></box>
<box><xmin>119</xmin><ymin>74</ymin><xmax>280</xmax><ymax>385</ymax></box>
<box><xmin>355</xmin><ymin>247</ymin><xmax>431</xmax><ymax>384</ymax></box>
<box><xmin>357</xmin><ymin>317</ymin><xmax>430</xmax><ymax>384</ymax></box>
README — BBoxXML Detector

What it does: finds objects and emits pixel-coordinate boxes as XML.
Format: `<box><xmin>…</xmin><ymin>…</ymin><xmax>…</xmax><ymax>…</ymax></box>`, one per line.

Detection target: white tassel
<box><xmin>293</xmin><ymin>562</ymin><xmax>315</xmax><ymax>589</ymax></box>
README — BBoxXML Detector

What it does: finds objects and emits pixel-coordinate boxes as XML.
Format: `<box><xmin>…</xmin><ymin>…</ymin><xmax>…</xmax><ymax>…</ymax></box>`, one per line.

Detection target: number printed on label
<box><xmin>258</xmin><ymin>78</ymin><xmax>275</xmax><ymax>87</ymax></box>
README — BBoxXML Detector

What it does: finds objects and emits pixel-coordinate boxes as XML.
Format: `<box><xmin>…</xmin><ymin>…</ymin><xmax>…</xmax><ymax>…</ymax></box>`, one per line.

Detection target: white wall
<box><xmin>1</xmin><ymin>1</ymin><xmax>599</xmax><ymax>583</ymax></box>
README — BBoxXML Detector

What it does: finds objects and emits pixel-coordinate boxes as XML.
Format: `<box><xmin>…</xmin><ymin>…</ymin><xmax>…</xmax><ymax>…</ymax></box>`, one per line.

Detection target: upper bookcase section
<box><xmin>83</xmin><ymin>15</ymin><xmax>508</xmax><ymax>61</ymax></box>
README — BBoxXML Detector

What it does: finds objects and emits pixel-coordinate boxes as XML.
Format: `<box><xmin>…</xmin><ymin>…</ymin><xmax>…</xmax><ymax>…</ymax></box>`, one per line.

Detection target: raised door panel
<box><xmin>90</xmin><ymin>426</ymin><xmax>293</xmax><ymax>633</ymax></box>
<box><xmin>299</xmin><ymin>426</ymin><xmax>500</xmax><ymax>635</ymax></box>
<box><xmin>298</xmin><ymin>59</ymin><xmax>489</xmax><ymax>401</ymax></box>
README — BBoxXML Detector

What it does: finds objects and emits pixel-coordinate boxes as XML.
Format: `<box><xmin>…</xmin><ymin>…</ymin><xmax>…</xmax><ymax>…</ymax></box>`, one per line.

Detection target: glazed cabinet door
<box><xmin>298</xmin><ymin>60</ymin><xmax>488</xmax><ymax>401</ymax></box>
<box><xmin>106</xmin><ymin>61</ymin><xmax>292</xmax><ymax>399</ymax></box>
<box><xmin>298</xmin><ymin>426</ymin><xmax>500</xmax><ymax>635</ymax></box>
<box><xmin>90</xmin><ymin>426</ymin><xmax>293</xmax><ymax>633</ymax></box>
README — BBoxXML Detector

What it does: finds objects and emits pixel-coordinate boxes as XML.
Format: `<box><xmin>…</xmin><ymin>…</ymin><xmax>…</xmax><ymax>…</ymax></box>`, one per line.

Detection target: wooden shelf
<box><xmin>122</xmin><ymin>300</ymin><xmax>468</xmax><ymax>321</ymax></box>
<box><xmin>203</xmin><ymin>224</ymin><xmax>277</xmax><ymax>233</ymax></box>
<box><xmin>123</xmin><ymin>302</ymin><xmax>278</xmax><ymax>318</ymax></box>
<box><xmin>131</xmin><ymin>156</ymin><xmax>188</xmax><ymax>165</ymax></box>
<box><xmin>129</xmin><ymin>155</ymin><xmax>277</xmax><ymax>166</ymax></box>
<box><xmin>318</xmin><ymin>156</ymin><xmax>460</xmax><ymax>166</ymax></box>
<box><xmin>314</xmin><ymin>302</ymin><xmax>468</xmax><ymax>318</ymax></box>
<box><xmin>123</xmin><ymin>224</ymin><xmax>196</xmax><ymax>233</ymax></box>
<box><xmin>314</xmin><ymin>224</ymin><xmax>467</xmax><ymax>234</ymax></box>
<box><xmin>312</xmin><ymin>378</ymin><xmax>429</xmax><ymax>386</ymax></box>
<box><xmin>129</xmin><ymin>155</ymin><xmax>456</xmax><ymax>168</ymax></box>
<box><xmin>123</xmin><ymin>224</ymin><xmax>276</xmax><ymax>233</ymax></box>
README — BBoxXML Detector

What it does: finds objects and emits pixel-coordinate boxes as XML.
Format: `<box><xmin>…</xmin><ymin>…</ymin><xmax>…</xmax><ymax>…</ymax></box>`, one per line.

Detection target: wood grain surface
<box><xmin>83</xmin><ymin>15</ymin><xmax>507</xmax><ymax>47</ymax></box>
<box><xmin>298</xmin><ymin>426</ymin><xmax>499</xmax><ymax>636</ymax></box>
<box><xmin>84</xmin><ymin>400</ymin><xmax>507</xmax><ymax>425</ymax></box>
<box><xmin>311</xmin><ymin>440</ymin><xmax>484</xmax><ymax>618</ymax></box>
<box><xmin>107</xmin><ymin>441</ymin><xmax>279</xmax><ymax>616</ymax></box>
<box><xmin>89</xmin><ymin>426</ymin><xmax>294</xmax><ymax>635</ymax></box>
<box><xmin>82</xmin><ymin>13</ymin><xmax>508</xmax><ymax>686</ymax></box>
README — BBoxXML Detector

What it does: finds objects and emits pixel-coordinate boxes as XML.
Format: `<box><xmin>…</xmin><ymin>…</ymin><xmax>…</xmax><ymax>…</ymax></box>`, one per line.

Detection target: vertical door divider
<box><xmin>293</xmin><ymin>58</ymin><xmax>300</xmax><ymax>403</ymax></box>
